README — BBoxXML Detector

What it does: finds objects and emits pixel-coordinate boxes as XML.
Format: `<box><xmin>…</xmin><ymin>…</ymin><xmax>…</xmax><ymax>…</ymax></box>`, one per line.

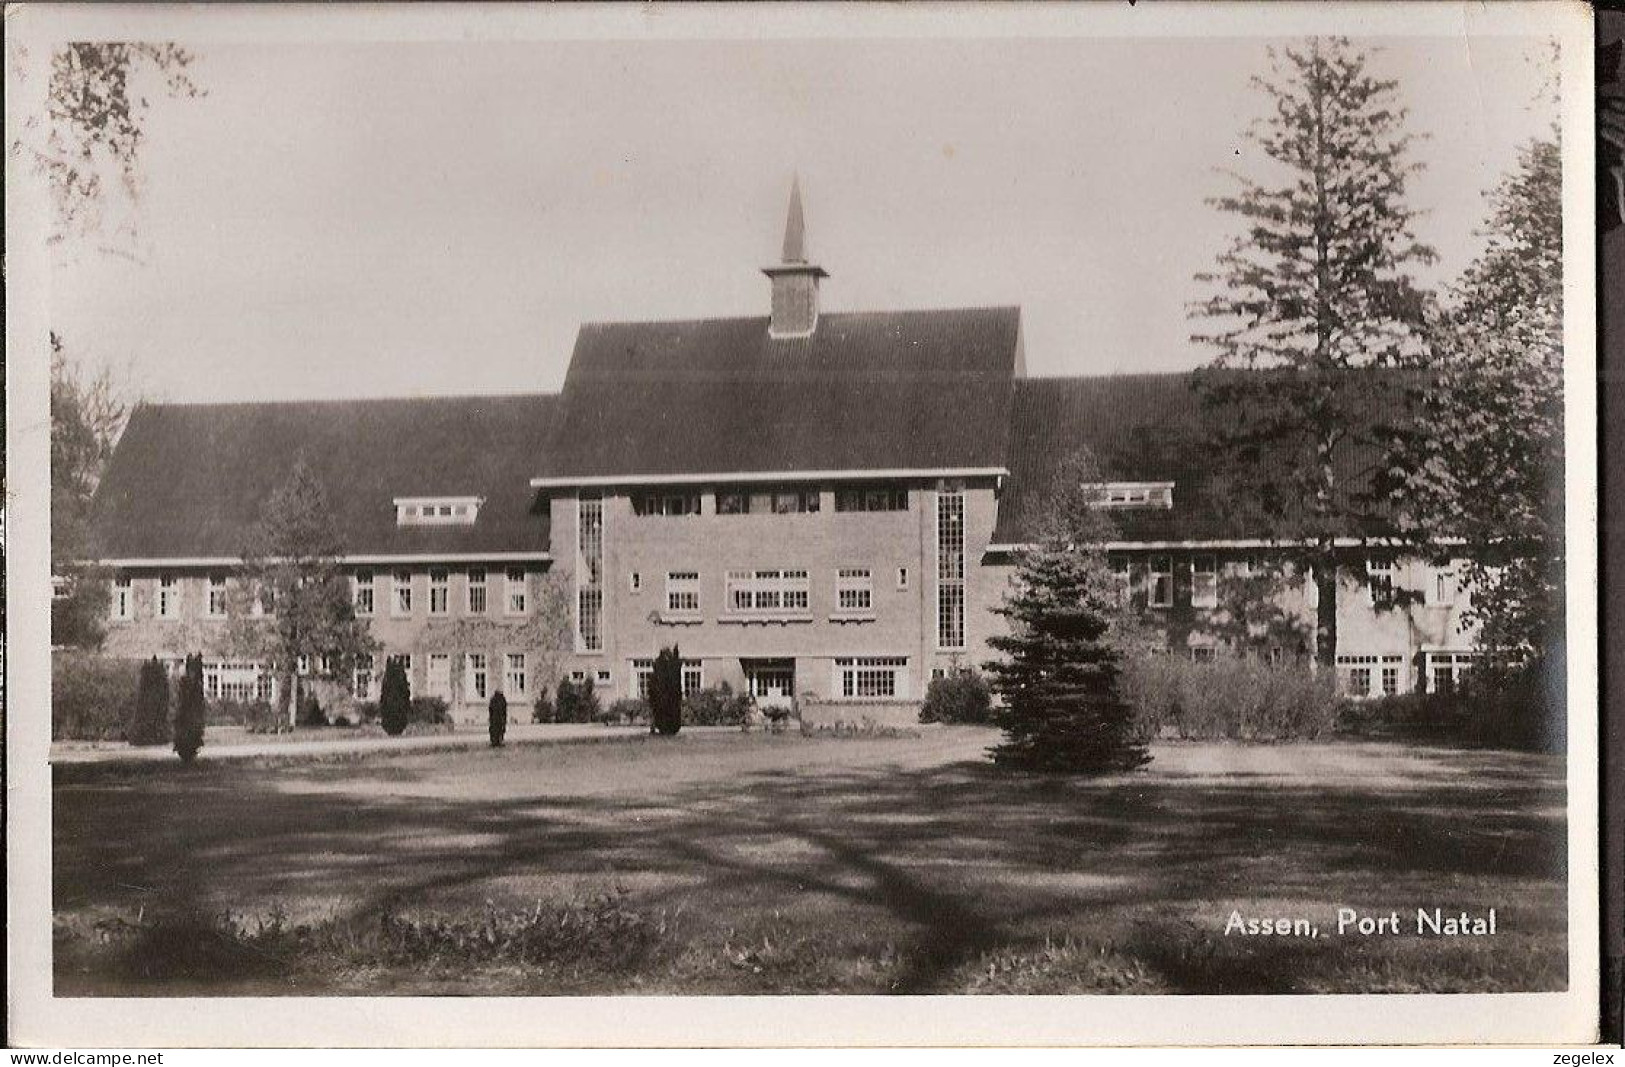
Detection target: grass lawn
<box><xmin>52</xmin><ymin>727</ymin><xmax>1567</xmax><ymax>995</ymax></box>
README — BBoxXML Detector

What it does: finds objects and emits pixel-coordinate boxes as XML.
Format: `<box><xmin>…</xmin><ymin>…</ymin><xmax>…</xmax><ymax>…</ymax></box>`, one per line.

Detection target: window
<box><xmin>632</xmin><ymin>658</ymin><xmax>703</xmax><ymax>698</ymax></box>
<box><xmin>1110</xmin><ymin>557</ymin><xmax>1133</xmax><ymax>605</ymax></box>
<box><xmin>1349</xmin><ymin>666</ymin><xmax>1373</xmax><ymax>697</ymax></box>
<box><xmin>1088</xmin><ymin>482</ymin><xmax>1175</xmax><ymax>510</ymax></box>
<box><xmin>836</xmin><ymin>657</ymin><xmax>909</xmax><ymax>699</ymax></box>
<box><xmin>629</xmin><ymin>571</ymin><xmax>642</xmax><ymax>593</ymax></box>
<box><xmin>715</xmin><ymin>488</ymin><xmax>820</xmax><ymax>515</ymax></box>
<box><xmin>252</xmin><ymin>581</ymin><xmax>275</xmax><ymax>617</ymax></box>
<box><xmin>395</xmin><ymin>496</ymin><xmax>481</xmax><ymax>526</ymax></box>
<box><xmin>393</xmin><ymin>653</ymin><xmax>414</xmax><ymax>687</ymax></box>
<box><xmin>392</xmin><ymin>570</ymin><xmax>413</xmax><ymax>616</ymax></box>
<box><xmin>354</xmin><ymin>655</ymin><xmax>374</xmax><ymax>700</ymax></box>
<box><xmin>1381</xmin><ymin>664</ymin><xmax>1400</xmax><ymax>696</ymax></box>
<box><xmin>1337</xmin><ymin>654</ymin><xmax>1403</xmax><ymax>699</ymax></box>
<box><xmin>429</xmin><ymin>569</ymin><xmax>449</xmax><ymax>616</ymax></box>
<box><xmin>836</xmin><ymin>568</ymin><xmax>873</xmax><ymax>612</ymax></box>
<box><xmin>724</xmin><ymin>569</ymin><xmax>810</xmax><ymax>614</ymax></box>
<box><xmin>897</xmin><ymin>567</ymin><xmax>909</xmax><ymax>591</ymax></box>
<box><xmin>205</xmin><ymin>661</ymin><xmax>273</xmax><ymax>703</ymax></box>
<box><xmin>576</xmin><ymin>495</ymin><xmax>603</xmax><ymax>650</ymax></box>
<box><xmin>1425</xmin><ymin>651</ymin><xmax>1478</xmax><ymax>694</ymax></box>
<box><xmin>157</xmin><ymin>575</ymin><xmax>179</xmax><ymax>619</ymax></box>
<box><xmin>1367</xmin><ymin>557</ymin><xmax>1395</xmax><ymax>608</ymax></box>
<box><xmin>465</xmin><ymin>653</ymin><xmax>488</xmax><ymax>701</ymax></box>
<box><xmin>112</xmin><ymin>577</ymin><xmax>133</xmax><ymax>621</ymax></box>
<box><xmin>466</xmin><ymin>568</ymin><xmax>486</xmax><ymax>614</ymax></box>
<box><xmin>632</xmin><ymin>493</ymin><xmax>701</xmax><ymax>517</ymax></box>
<box><xmin>505</xmin><ymin>653</ymin><xmax>528</xmax><ymax>698</ymax></box>
<box><xmin>1191</xmin><ymin>556</ymin><xmax>1217</xmax><ymax>610</ymax></box>
<box><xmin>1432</xmin><ymin>568</ymin><xmax>1458</xmax><ymax>606</ymax></box>
<box><xmin>205</xmin><ymin>575</ymin><xmax>228</xmax><ymax>618</ymax></box>
<box><xmin>297</xmin><ymin>654</ymin><xmax>311</xmax><ymax>676</ymax></box>
<box><xmin>426</xmin><ymin>653</ymin><xmax>451</xmax><ymax>698</ymax></box>
<box><xmin>836</xmin><ymin>486</ymin><xmax>908</xmax><ymax>512</ymax></box>
<box><xmin>1149</xmin><ymin>556</ymin><xmax>1173</xmax><ymax>608</ymax></box>
<box><xmin>1190</xmin><ymin>646</ymin><xmax>1217</xmax><ymax>664</ymax></box>
<box><xmin>506</xmin><ymin>567</ymin><xmax>528</xmax><ymax>615</ymax></box>
<box><xmin>666</xmin><ymin>571</ymin><xmax>700</xmax><ymax>616</ymax></box>
<box><xmin>936</xmin><ymin>489</ymin><xmax>965</xmax><ymax>649</ymax></box>
<box><xmin>353</xmin><ymin>570</ymin><xmax>374</xmax><ymax>616</ymax></box>
<box><xmin>596</xmin><ymin>668</ymin><xmax>612</xmax><ymax>688</ymax></box>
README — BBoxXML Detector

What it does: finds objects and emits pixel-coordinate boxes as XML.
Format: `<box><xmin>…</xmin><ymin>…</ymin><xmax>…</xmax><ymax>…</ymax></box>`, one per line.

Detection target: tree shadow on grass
<box><xmin>52</xmin><ymin>737</ymin><xmax>1568</xmax><ymax>994</ymax></box>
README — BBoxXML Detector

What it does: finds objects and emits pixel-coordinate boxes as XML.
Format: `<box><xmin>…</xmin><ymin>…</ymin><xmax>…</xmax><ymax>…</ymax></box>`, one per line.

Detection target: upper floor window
<box><xmin>836</xmin><ymin>568</ymin><xmax>873</xmax><ymax>612</ymax></box>
<box><xmin>633</xmin><ymin>493</ymin><xmax>701</xmax><ymax>517</ymax></box>
<box><xmin>429</xmin><ymin>569</ymin><xmax>449</xmax><ymax>615</ymax></box>
<box><xmin>1088</xmin><ymin>482</ymin><xmax>1174</xmax><ymax>510</ymax></box>
<box><xmin>1367</xmin><ymin>557</ymin><xmax>1395</xmax><ymax>608</ymax></box>
<box><xmin>506</xmin><ymin>567</ymin><xmax>528</xmax><ymax>615</ymax></box>
<box><xmin>726</xmin><ymin>569</ymin><xmax>810</xmax><ymax>614</ymax></box>
<box><xmin>395</xmin><ymin>497</ymin><xmax>481</xmax><ymax>526</ymax></box>
<box><xmin>666</xmin><ymin>571</ymin><xmax>700</xmax><ymax>616</ymax></box>
<box><xmin>466</xmin><ymin>568</ymin><xmax>487</xmax><ymax>614</ymax></box>
<box><xmin>205</xmin><ymin>575</ymin><xmax>229</xmax><ymax>619</ymax></box>
<box><xmin>157</xmin><ymin>575</ymin><xmax>179</xmax><ymax>619</ymax></box>
<box><xmin>836</xmin><ymin>486</ymin><xmax>909</xmax><ymax>513</ymax></box>
<box><xmin>1191</xmin><ymin>556</ymin><xmax>1218</xmax><ymax>610</ymax></box>
<box><xmin>1149</xmin><ymin>555</ymin><xmax>1173</xmax><ymax>608</ymax></box>
<box><xmin>1431</xmin><ymin>567</ymin><xmax>1458</xmax><ymax>606</ymax></box>
<box><xmin>392</xmin><ymin>570</ymin><xmax>413</xmax><ymax>616</ymax></box>
<box><xmin>717</xmin><ymin>488</ymin><xmax>820</xmax><ymax>515</ymax></box>
<box><xmin>111</xmin><ymin>576</ymin><xmax>133</xmax><ymax>621</ymax></box>
<box><xmin>353</xmin><ymin>570</ymin><xmax>374</xmax><ymax>616</ymax></box>
<box><xmin>1110</xmin><ymin>557</ymin><xmax>1133</xmax><ymax>606</ymax></box>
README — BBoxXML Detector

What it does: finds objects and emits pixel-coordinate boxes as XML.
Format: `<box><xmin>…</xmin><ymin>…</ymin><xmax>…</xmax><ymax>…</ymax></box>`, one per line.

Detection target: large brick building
<box><xmin>85</xmin><ymin>183</ymin><xmax>1484</xmax><ymax>723</ymax></box>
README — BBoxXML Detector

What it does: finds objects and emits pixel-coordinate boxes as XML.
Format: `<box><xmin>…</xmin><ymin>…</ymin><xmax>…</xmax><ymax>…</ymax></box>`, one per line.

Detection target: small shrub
<box><xmin>126</xmin><ymin>657</ymin><xmax>172</xmax><ymax>747</ymax></box>
<box><xmin>555</xmin><ymin>677</ymin><xmax>601</xmax><ymax>724</ymax></box>
<box><xmin>380</xmin><ymin>657</ymin><xmax>411</xmax><ymax>736</ymax></box>
<box><xmin>649</xmin><ymin>647</ymin><xmax>683</xmax><ymax>737</ymax></box>
<box><xmin>409</xmin><ymin>696</ymin><xmax>451</xmax><ymax>725</ymax></box>
<box><xmin>355</xmin><ymin>700</ymin><xmax>380</xmax><ymax>724</ymax></box>
<box><xmin>51</xmin><ymin>652</ymin><xmax>141</xmax><ymax>741</ymax></box>
<box><xmin>919</xmin><ymin>668</ymin><xmax>993</xmax><ymax>724</ymax></box>
<box><xmin>531</xmin><ymin>690</ymin><xmax>556</xmax><ymax>724</ymax></box>
<box><xmin>331</xmin><ymin>713</ymin><xmax>356</xmax><ymax>729</ymax></box>
<box><xmin>601</xmin><ymin>698</ymin><xmax>650</xmax><ymax>726</ymax></box>
<box><xmin>488</xmin><ymin>691</ymin><xmax>508</xmax><ymax>747</ymax></box>
<box><xmin>173</xmin><ymin>654</ymin><xmax>206</xmax><ymax>763</ymax></box>
<box><xmin>296</xmin><ymin>692</ymin><xmax>328</xmax><ymax>728</ymax></box>
<box><xmin>236</xmin><ymin>700</ymin><xmax>290</xmax><ymax>734</ymax></box>
<box><xmin>683</xmin><ymin>683</ymin><xmax>753</xmax><ymax>726</ymax></box>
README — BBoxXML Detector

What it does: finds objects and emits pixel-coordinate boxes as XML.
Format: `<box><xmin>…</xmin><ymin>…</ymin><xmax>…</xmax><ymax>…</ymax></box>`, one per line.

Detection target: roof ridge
<box><xmin>578</xmin><ymin>305</ymin><xmax>1021</xmax><ymax>331</ymax></box>
<box><xmin>135</xmin><ymin>392</ymin><xmax>560</xmax><ymax>412</ymax></box>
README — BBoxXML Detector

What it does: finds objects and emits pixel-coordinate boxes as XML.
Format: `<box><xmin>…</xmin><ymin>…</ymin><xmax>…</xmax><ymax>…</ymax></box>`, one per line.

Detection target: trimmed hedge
<box><xmin>1118</xmin><ymin>654</ymin><xmax>1339</xmax><ymax>741</ymax></box>
<box><xmin>52</xmin><ymin>652</ymin><xmax>142</xmax><ymax>741</ymax></box>
<box><xmin>683</xmin><ymin>684</ymin><xmax>753</xmax><ymax>727</ymax></box>
<box><xmin>918</xmin><ymin>668</ymin><xmax>994</xmax><ymax>725</ymax></box>
<box><xmin>603</xmin><ymin>698</ymin><xmax>650</xmax><ymax>726</ymax></box>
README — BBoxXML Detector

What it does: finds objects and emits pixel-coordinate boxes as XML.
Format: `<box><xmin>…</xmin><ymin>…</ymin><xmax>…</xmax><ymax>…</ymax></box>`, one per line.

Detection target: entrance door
<box><xmin>744</xmin><ymin>659</ymin><xmax>796</xmax><ymax>709</ymax></box>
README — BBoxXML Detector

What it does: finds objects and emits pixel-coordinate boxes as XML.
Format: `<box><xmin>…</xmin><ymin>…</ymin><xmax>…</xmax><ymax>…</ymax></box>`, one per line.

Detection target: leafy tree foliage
<box><xmin>173</xmin><ymin>653</ymin><xmax>205</xmax><ymax>763</ymax></box>
<box><xmin>1392</xmin><ymin>131</ymin><xmax>1564</xmax><ymax>659</ymax></box>
<box><xmin>649</xmin><ymin>647</ymin><xmax>683</xmax><ymax>737</ymax></box>
<box><xmin>228</xmin><ymin>458</ymin><xmax>376</xmax><ymax>724</ymax></box>
<box><xmin>488</xmin><ymin>691</ymin><xmax>508</xmax><ymax>748</ymax></box>
<box><xmin>127</xmin><ymin>656</ymin><xmax>171</xmax><ymax>747</ymax></box>
<box><xmin>379</xmin><ymin>657</ymin><xmax>411</xmax><ymax>737</ymax></box>
<box><xmin>1191</xmin><ymin>38</ymin><xmax>1435</xmax><ymax>663</ymax></box>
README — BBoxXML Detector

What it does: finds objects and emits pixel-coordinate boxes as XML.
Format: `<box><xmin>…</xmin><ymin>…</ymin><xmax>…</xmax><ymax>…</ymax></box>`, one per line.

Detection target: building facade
<box><xmin>85</xmin><ymin>185</ymin><xmax>1484</xmax><ymax>724</ymax></box>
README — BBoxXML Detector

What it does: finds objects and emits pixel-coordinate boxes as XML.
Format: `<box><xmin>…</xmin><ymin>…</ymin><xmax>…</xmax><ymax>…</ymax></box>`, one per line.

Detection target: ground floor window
<box><xmin>464</xmin><ymin>653</ymin><xmax>487</xmax><ymax>701</ymax></box>
<box><xmin>1336</xmin><ymin>654</ymin><xmax>1405</xmax><ymax>699</ymax></box>
<box><xmin>205</xmin><ymin>661</ymin><xmax>273</xmax><ymax>703</ymax></box>
<box><xmin>632</xmin><ymin>658</ymin><xmax>704</xmax><ymax>699</ymax></box>
<box><xmin>505</xmin><ymin>653</ymin><xmax>528</xmax><ymax>698</ymax></box>
<box><xmin>1425</xmin><ymin>651</ymin><xmax>1479</xmax><ymax>694</ymax></box>
<box><xmin>354</xmin><ymin>655</ymin><xmax>374</xmax><ymax>700</ymax></box>
<box><xmin>745</xmin><ymin>662</ymin><xmax>795</xmax><ymax>702</ymax></box>
<box><xmin>835</xmin><ymin>656</ymin><xmax>908</xmax><ymax>700</ymax></box>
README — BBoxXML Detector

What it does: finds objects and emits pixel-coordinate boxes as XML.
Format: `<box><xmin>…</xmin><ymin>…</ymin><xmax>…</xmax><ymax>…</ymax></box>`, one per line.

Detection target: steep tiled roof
<box><xmin>533</xmin><ymin>307</ymin><xmax>1022</xmax><ymax>482</ymax></box>
<box><xmin>90</xmin><ymin>394</ymin><xmax>556</xmax><ymax>561</ymax></box>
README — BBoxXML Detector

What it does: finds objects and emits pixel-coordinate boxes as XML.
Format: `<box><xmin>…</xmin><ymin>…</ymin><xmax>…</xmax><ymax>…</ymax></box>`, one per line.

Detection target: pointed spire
<box><xmin>781</xmin><ymin>174</ymin><xmax>807</xmax><ymax>264</ymax></box>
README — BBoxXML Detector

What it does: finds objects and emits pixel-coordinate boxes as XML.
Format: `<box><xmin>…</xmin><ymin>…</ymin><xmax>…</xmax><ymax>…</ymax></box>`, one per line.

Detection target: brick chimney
<box><xmin>763</xmin><ymin>175</ymin><xmax>828</xmax><ymax>339</ymax></box>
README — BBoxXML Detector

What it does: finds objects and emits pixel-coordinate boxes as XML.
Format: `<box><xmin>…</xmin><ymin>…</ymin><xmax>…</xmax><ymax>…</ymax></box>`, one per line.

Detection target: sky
<box><xmin>44</xmin><ymin>33</ymin><xmax>1557</xmax><ymax>403</ymax></box>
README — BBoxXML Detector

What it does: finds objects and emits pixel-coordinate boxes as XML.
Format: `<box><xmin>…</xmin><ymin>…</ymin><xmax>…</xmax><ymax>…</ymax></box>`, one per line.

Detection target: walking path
<box><xmin>50</xmin><ymin>722</ymin><xmax>741</xmax><ymax>766</ymax></box>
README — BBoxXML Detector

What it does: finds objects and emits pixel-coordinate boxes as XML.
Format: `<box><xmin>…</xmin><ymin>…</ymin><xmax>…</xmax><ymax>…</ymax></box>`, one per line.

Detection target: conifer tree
<box><xmin>1191</xmin><ymin>37</ymin><xmax>1435</xmax><ymax>665</ymax></box>
<box><xmin>126</xmin><ymin>656</ymin><xmax>171</xmax><ymax>746</ymax></box>
<box><xmin>650</xmin><ymin>646</ymin><xmax>683</xmax><ymax>737</ymax></box>
<box><xmin>380</xmin><ymin>656</ymin><xmax>411</xmax><ymax>737</ymax></box>
<box><xmin>173</xmin><ymin>653</ymin><xmax>205</xmax><ymax>763</ymax></box>
<box><xmin>488</xmin><ymin>691</ymin><xmax>508</xmax><ymax>748</ymax></box>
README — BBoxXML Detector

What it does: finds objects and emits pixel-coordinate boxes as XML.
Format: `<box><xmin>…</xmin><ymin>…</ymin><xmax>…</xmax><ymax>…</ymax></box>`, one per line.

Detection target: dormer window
<box><xmin>1088</xmin><ymin>482</ymin><xmax>1174</xmax><ymax>510</ymax></box>
<box><xmin>395</xmin><ymin>496</ymin><xmax>482</xmax><ymax>526</ymax></box>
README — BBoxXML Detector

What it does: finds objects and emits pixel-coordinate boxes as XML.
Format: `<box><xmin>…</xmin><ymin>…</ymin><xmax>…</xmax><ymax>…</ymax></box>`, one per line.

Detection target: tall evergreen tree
<box><xmin>127</xmin><ymin>656</ymin><xmax>171</xmax><ymax>747</ymax></box>
<box><xmin>1392</xmin><ymin>130</ymin><xmax>1563</xmax><ymax>660</ymax></box>
<box><xmin>173</xmin><ymin>653</ymin><xmax>205</xmax><ymax>763</ymax></box>
<box><xmin>1191</xmin><ymin>37</ymin><xmax>1436</xmax><ymax>664</ymax></box>
<box><xmin>650</xmin><ymin>646</ymin><xmax>683</xmax><ymax>737</ymax></box>
<box><xmin>379</xmin><ymin>656</ymin><xmax>411</xmax><ymax>737</ymax></box>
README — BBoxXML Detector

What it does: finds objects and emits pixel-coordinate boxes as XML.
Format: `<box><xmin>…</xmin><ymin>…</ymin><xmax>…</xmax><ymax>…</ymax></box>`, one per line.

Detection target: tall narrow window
<box><xmin>353</xmin><ymin>570</ymin><xmax>374</xmax><ymax>616</ymax></box>
<box><xmin>1149</xmin><ymin>556</ymin><xmax>1173</xmax><ymax>608</ymax></box>
<box><xmin>666</xmin><ymin>571</ymin><xmax>700</xmax><ymax>616</ymax></box>
<box><xmin>427</xmin><ymin>653</ymin><xmax>451</xmax><ymax>698</ymax></box>
<box><xmin>836</xmin><ymin>568</ymin><xmax>873</xmax><ymax>612</ymax></box>
<box><xmin>353</xmin><ymin>654</ymin><xmax>374</xmax><ymax>700</ymax></box>
<box><xmin>1367</xmin><ymin>557</ymin><xmax>1395</xmax><ymax>608</ymax></box>
<box><xmin>392</xmin><ymin>570</ymin><xmax>413</xmax><ymax>616</ymax></box>
<box><xmin>936</xmin><ymin>488</ymin><xmax>965</xmax><ymax>649</ymax></box>
<box><xmin>505</xmin><ymin>653</ymin><xmax>528</xmax><ymax>697</ymax></box>
<box><xmin>206</xmin><ymin>575</ymin><xmax>228</xmax><ymax>618</ymax></box>
<box><xmin>466</xmin><ymin>653</ymin><xmax>488</xmax><ymax>701</ymax></box>
<box><xmin>157</xmin><ymin>575</ymin><xmax>179</xmax><ymax>619</ymax></box>
<box><xmin>466</xmin><ymin>567</ymin><xmax>487</xmax><ymax>614</ymax></box>
<box><xmin>1191</xmin><ymin>556</ymin><xmax>1217</xmax><ymax>610</ymax></box>
<box><xmin>506</xmin><ymin>567</ymin><xmax>528</xmax><ymax>616</ymax></box>
<box><xmin>1110</xmin><ymin>557</ymin><xmax>1133</xmax><ymax>606</ymax></box>
<box><xmin>429</xmin><ymin>569</ymin><xmax>449</xmax><ymax>616</ymax></box>
<box><xmin>111</xmin><ymin>576</ymin><xmax>133</xmax><ymax>621</ymax></box>
<box><xmin>1432</xmin><ymin>568</ymin><xmax>1457</xmax><ymax>606</ymax></box>
<box><xmin>577</xmin><ymin>495</ymin><xmax>603</xmax><ymax>650</ymax></box>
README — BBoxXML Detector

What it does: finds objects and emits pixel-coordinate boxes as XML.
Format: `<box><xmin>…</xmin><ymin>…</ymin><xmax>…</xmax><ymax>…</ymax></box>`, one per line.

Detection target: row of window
<box><xmin>107</xmin><ymin>570</ymin><xmax>532</xmax><ymax>622</ymax></box>
<box><xmin>623</xmin><ymin>567</ymin><xmax>911</xmax><ymax>618</ymax></box>
<box><xmin>352</xmin><ymin>651</ymin><xmax>534</xmax><ymax>702</ymax></box>
<box><xmin>631</xmin><ymin>485</ymin><xmax>911</xmax><ymax>518</ymax></box>
<box><xmin>1105</xmin><ymin>556</ymin><xmax>1461</xmax><ymax>611</ymax></box>
<box><xmin>1336</xmin><ymin>651</ymin><xmax>1479</xmax><ymax>699</ymax></box>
